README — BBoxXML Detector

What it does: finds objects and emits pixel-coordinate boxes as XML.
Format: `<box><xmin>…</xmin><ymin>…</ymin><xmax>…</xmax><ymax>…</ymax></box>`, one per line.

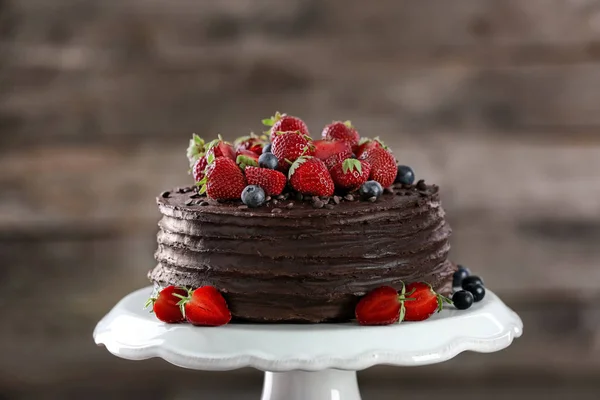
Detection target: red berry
<box><xmin>403</xmin><ymin>282</ymin><xmax>451</xmax><ymax>322</ymax></box>
<box><xmin>355</xmin><ymin>137</ymin><xmax>387</xmax><ymax>158</ymax></box>
<box><xmin>176</xmin><ymin>286</ymin><xmax>232</xmax><ymax>327</ymax></box>
<box><xmin>263</xmin><ymin>112</ymin><xmax>310</xmax><ymax>142</ymax></box>
<box><xmin>288</xmin><ymin>156</ymin><xmax>334</xmax><ymax>197</ymax></box>
<box><xmin>271</xmin><ymin>131</ymin><xmax>314</xmax><ymax>171</ymax></box>
<box><xmin>206</xmin><ymin>136</ymin><xmax>236</xmax><ymax>161</ymax></box>
<box><xmin>330</xmin><ymin>158</ymin><xmax>371</xmax><ymax>191</ymax></box>
<box><xmin>234</xmin><ymin>134</ymin><xmax>266</xmax><ymax>155</ymax></box>
<box><xmin>359</xmin><ymin>147</ymin><xmax>397</xmax><ymax>188</ymax></box>
<box><xmin>200</xmin><ymin>157</ymin><xmax>247</xmax><ymax>200</ymax></box>
<box><xmin>313</xmin><ymin>140</ymin><xmax>353</xmax><ymax>170</ymax></box>
<box><xmin>192</xmin><ymin>155</ymin><xmax>208</xmax><ymax>182</ymax></box>
<box><xmin>355</xmin><ymin>286</ymin><xmax>402</xmax><ymax>326</ymax></box>
<box><xmin>145</xmin><ymin>286</ymin><xmax>187</xmax><ymax>324</ymax></box>
<box><xmin>245</xmin><ymin>166</ymin><xmax>287</xmax><ymax>196</ymax></box>
<box><xmin>322</xmin><ymin>121</ymin><xmax>360</xmax><ymax>151</ymax></box>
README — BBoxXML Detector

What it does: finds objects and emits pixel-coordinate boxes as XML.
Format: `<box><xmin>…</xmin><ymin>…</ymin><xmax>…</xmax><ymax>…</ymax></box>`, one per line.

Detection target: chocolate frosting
<box><xmin>149</xmin><ymin>184</ymin><xmax>454</xmax><ymax>323</ymax></box>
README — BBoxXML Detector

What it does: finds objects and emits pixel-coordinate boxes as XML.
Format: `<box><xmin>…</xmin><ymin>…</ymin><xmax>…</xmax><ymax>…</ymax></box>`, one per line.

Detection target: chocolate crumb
<box><xmin>189</xmin><ymin>193</ymin><xmax>201</xmax><ymax>199</ymax></box>
<box><xmin>304</xmin><ymin>195</ymin><xmax>313</xmax><ymax>202</ymax></box>
<box><xmin>195</xmin><ymin>200</ymin><xmax>204</xmax><ymax>205</ymax></box>
<box><xmin>271</xmin><ymin>208</ymin><xmax>282</xmax><ymax>213</ymax></box>
<box><xmin>333</xmin><ymin>195</ymin><xmax>341</xmax><ymax>204</ymax></box>
<box><xmin>324</xmin><ymin>204</ymin><xmax>335</xmax><ymax>210</ymax></box>
<box><xmin>200</xmin><ymin>201</ymin><xmax>210</xmax><ymax>206</ymax></box>
<box><xmin>276</xmin><ymin>195</ymin><xmax>285</xmax><ymax>200</ymax></box>
<box><xmin>383</xmin><ymin>187</ymin><xmax>394</xmax><ymax>194</ymax></box>
<box><xmin>368</xmin><ymin>196</ymin><xmax>377</xmax><ymax>202</ymax></box>
<box><xmin>313</xmin><ymin>200</ymin><xmax>324</xmax><ymax>209</ymax></box>
<box><xmin>265</xmin><ymin>196</ymin><xmax>272</xmax><ymax>202</ymax></box>
<box><xmin>418</xmin><ymin>191</ymin><xmax>428</xmax><ymax>197</ymax></box>
<box><xmin>296</xmin><ymin>193</ymin><xmax>304</xmax><ymax>201</ymax></box>
<box><xmin>321</xmin><ymin>196</ymin><xmax>330</xmax><ymax>203</ymax></box>
<box><xmin>283</xmin><ymin>193</ymin><xmax>290</xmax><ymax>200</ymax></box>
<box><xmin>185</xmin><ymin>199</ymin><xmax>194</xmax><ymax>206</ymax></box>
<box><xmin>272</xmin><ymin>199</ymin><xmax>279</xmax><ymax>205</ymax></box>
<box><xmin>403</xmin><ymin>184</ymin><xmax>413</xmax><ymax>190</ymax></box>
<box><xmin>416</xmin><ymin>179</ymin><xmax>427</xmax><ymax>191</ymax></box>
<box><xmin>344</xmin><ymin>194</ymin><xmax>354</xmax><ymax>201</ymax></box>
<box><xmin>286</xmin><ymin>203</ymin><xmax>294</xmax><ymax>209</ymax></box>
<box><xmin>238</xmin><ymin>205</ymin><xmax>249</xmax><ymax>209</ymax></box>
<box><xmin>176</xmin><ymin>187</ymin><xmax>185</xmax><ymax>193</ymax></box>
<box><xmin>160</xmin><ymin>191</ymin><xmax>170</xmax><ymax>198</ymax></box>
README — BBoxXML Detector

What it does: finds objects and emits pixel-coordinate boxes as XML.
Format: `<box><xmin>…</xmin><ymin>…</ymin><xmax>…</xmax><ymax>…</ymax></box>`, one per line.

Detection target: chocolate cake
<box><xmin>149</xmin><ymin>182</ymin><xmax>454</xmax><ymax>323</ymax></box>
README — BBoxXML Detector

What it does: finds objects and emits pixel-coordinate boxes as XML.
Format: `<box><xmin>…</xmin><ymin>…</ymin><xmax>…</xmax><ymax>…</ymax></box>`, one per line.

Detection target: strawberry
<box><xmin>330</xmin><ymin>158</ymin><xmax>371</xmax><ymax>191</ymax></box>
<box><xmin>271</xmin><ymin>131</ymin><xmax>314</xmax><ymax>171</ymax></box>
<box><xmin>236</xmin><ymin>149</ymin><xmax>259</xmax><ymax>170</ymax></box>
<box><xmin>206</xmin><ymin>135</ymin><xmax>236</xmax><ymax>162</ymax></box>
<box><xmin>234</xmin><ymin>133</ymin><xmax>267</xmax><ymax>155</ymax></box>
<box><xmin>263</xmin><ymin>112</ymin><xmax>310</xmax><ymax>142</ymax></box>
<box><xmin>144</xmin><ymin>286</ymin><xmax>187</xmax><ymax>323</ymax></box>
<box><xmin>355</xmin><ymin>286</ymin><xmax>402</xmax><ymax>326</ymax></box>
<box><xmin>174</xmin><ymin>286</ymin><xmax>232</xmax><ymax>326</ymax></box>
<box><xmin>199</xmin><ymin>157</ymin><xmax>247</xmax><ymax>200</ymax></box>
<box><xmin>355</xmin><ymin>137</ymin><xmax>387</xmax><ymax>158</ymax></box>
<box><xmin>322</xmin><ymin>121</ymin><xmax>360</xmax><ymax>151</ymax></box>
<box><xmin>359</xmin><ymin>147</ymin><xmax>397</xmax><ymax>188</ymax></box>
<box><xmin>245</xmin><ymin>166</ymin><xmax>287</xmax><ymax>196</ymax></box>
<box><xmin>192</xmin><ymin>155</ymin><xmax>208</xmax><ymax>182</ymax></box>
<box><xmin>186</xmin><ymin>133</ymin><xmax>206</xmax><ymax>167</ymax></box>
<box><xmin>313</xmin><ymin>140</ymin><xmax>353</xmax><ymax>170</ymax></box>
<box><xmin>402</xmin><ymin>282</ymin><xmax>452</xmax><ymax>322</ymax></box>
<box><xmin>288</xmin><ymin>156</ymin><xmax>334</xmax><ymax>197</ymax></box>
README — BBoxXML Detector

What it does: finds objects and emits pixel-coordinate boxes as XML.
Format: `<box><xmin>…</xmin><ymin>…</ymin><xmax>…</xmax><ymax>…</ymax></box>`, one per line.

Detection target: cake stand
<box><xmin>94</xmin><ymin>287</ymin><xmax>523</xmax><ymax>400</ymax></box>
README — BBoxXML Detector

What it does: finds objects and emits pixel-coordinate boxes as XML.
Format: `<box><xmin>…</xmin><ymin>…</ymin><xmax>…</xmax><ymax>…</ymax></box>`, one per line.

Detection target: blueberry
<box><xmin>395</xmin><ymin>165</ymin><xmax>415</xmax><ymax>185</ymax></box>
<box><xmin>464</xmin><ymin>284</ymin><xmax>485</xmax><ymax>302</ymax></box>
<box><xmin>258</xmin><ymin>153</ymin><xmax>278</xmax><ymax>170</ymax></box>
<box><xmin>262</xmin><ymin>143</ymin><xmax>272</xmax><ymax>154</ymax></box>
<box><xmin>462</xmin><ymin>275</ymin><xmax>484</xmax><ymax>289</ymax></box>
<box><xmin>452</xmin><ymin>267</ymin><xmax>470</xmax><ymax>288</ymax></box>
<box><xmin>457</xmin><ymin>264</ymin><xmax>471</xmax><ymax>275</ymax></box>
<box><xmin>452</xmin><ymin>290</ymin><xmax>474</xmax><ymax>310</ymax></box>
<box><xmin>359</xmin><ymin>180</ymin><xmax>383</xmax><ymax>200</ymax></box>
<box><xmin>241</xmin><ymin>185</ymin><xmax>266</xmax><ymax>208</ymax></box>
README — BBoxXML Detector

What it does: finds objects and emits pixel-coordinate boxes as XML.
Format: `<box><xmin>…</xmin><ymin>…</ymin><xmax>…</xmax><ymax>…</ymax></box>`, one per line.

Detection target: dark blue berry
<box><xmin>452</xmin><ymin>290</ymin><xmax>474</xmax><ymax>310</ymax></box>
<box><xmin>241</xmin><ymin>185</ymin><xmax>266</xmax><ymax>208</ymax></box>
<box><xmin>462</xmin><ymin>275</ymin><xmax>484</xmax><ymax>289</ymax></box>
<box><xmin>258</xmin><ymin>153</ymin><xmax>278</xmax><ymax>170</ymax></box>
<box><xmin>457</xmin><ymin>264</ymin><xmax>471</xmax><ymax>275</ymax></box>
<box><xmin>262</xmin><ymin>143</ymin><xmax>272</xmax><ymax>154</ymax></box>
<box><xmin>359</xmin><ymin>180</ymin><xmax>383</xmax><ymax>200</ymax></box>
<box><xmin>464</xmin><ymin>284</ymin><xmax>485</xmax><ymax>302</ymax></box>
<box><xmin>452</xmin><ymin>267</ymin><xmax>470</xmax><ymax>288</ymax></box>
<box><xmin>395</xmin><ymin>165</ymin><xmax>415</xmax><ymax>185</ymax></box>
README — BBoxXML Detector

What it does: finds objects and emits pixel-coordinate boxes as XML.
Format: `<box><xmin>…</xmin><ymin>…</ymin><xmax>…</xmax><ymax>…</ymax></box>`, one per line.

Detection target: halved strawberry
<box><xmin>144</xmin><ymin>286</ymin><xmax>188</xmax><ymax>323</ymax></box>
<box><xmin>313</xmin><ymin>140</ymin><xmax>353</xmax><ymax>169</ymax></box>
<box><xmin>359</xmin><ymin>147</ymin><xmax>397</xmax><ymax>188</ymax></box>
<box><xmin>288</xmin><ymin>156</ymin><xmax>334</xmax><ymax>197</ymax></box>
<box><xmin>355</xmin><ymin>137</ymin><xmax>387</xmax><ymax>158</ymax></box>
<box><xmin>206</xmin><ymin>135</ymin><xmax>236</xmax><ymax>162</ymax></box>
<box><xmin>403</xmin><ymin>282</ymin><xmax>452</xmax><ymax>322</ymax></box>
<box><xmin>174</xmin><ymin>286</ymin><xmax>232</xmax><ymax>327</ymax></box>
<box><xmin>330</xmin><ymin>158</ymin><xmax>371</xmax><ymax>191</ymax></box>
<box><xmin>245</xmin><ymin>166</ymin><xmax>287</xmax><ymax>196</ymax></box>
<box><xmin>271</xmin><ymin>131</ymin><xmax>314</xmax><ymax>171</ymax></box>
<box><xmin>322</xmin><ymin>121</ymin><xmax>360</xmax><ymax>151</ymax></box>
<box><xmin>199</xmin><ymin>157</ymin><xmax>247</xmax><ymax>200</ymax></box>
<box><xmin>263</xmin><ymin>112</ymin><xmax>310</xmax><ymax>142</ymax></box>
<box><xmin>234</xmin><ymin>133</ymin><xmax>267</xmax><ymax>155</ymax></box>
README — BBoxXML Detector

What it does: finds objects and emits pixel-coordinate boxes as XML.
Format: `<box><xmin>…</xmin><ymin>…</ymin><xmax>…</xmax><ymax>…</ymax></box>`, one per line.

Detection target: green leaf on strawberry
<box><xmin>341</xmin><ymin>158</ymin><xmax>363</xmax><ymax>174</ymax></box>
<box><xmin>288</xmin><ymin>156</ymin><xmax>310</xmax><ymax>179</ymax></box>
<box><xmin>187</xmin><ymin>133</ymin><xmax>206</xmax><ymax>167</ymax></box>
<box><xmin>236</xmin><ymin>155</ymin><xmax>258</xmax><ymax>170</ymax></box>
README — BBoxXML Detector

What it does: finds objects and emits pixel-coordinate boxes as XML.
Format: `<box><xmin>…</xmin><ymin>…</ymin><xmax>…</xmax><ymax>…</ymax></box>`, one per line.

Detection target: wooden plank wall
<box><xmin>1</xmin><ymin>0</ymin><xmax>600</xmax><ymax>398</ymax></box>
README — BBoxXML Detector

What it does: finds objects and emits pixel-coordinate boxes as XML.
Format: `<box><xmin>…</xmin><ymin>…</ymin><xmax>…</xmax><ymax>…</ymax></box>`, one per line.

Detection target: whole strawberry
<box><xmin>313</xmin><ymin>140</ymin><xmax>353</xmax><ymax>170</ymax></box>
<box><xmin>199</xmin><ymin>157</ymin><xmax>247</xmax><ymax>200</ymax></box>
<box><xmin>403</xmin><ymin>282</ymin><xmax>452</xmax><ymax>321</ymax></box>
<box><xmin>355</xmin><ymin>137</ymin><xmax>387</xmax><ymax>158</ymax></box>
<box><xmin>245</xmin><ymin>166</ymin><xmax>287</xmax><ymax>196</ymax></box>
<box><xmin>234</xmin><ymin>133</ymin><xmax>267</xmax><ymax>155</ymax></box>
<box><xmin>174</xmin><ymin>286</ymin><xmax>232</xmax><ymax>326</ymax></box>
<box><xmin>144</xmin><ymin>285</ymin><xmax>188</xmax><ymax>323</ymax></box>
<box><xmin>271</xmin><ymin>131</ymin><xmax>314</xmax><ymax>171</ymax></box>
<box><xmin>288</xmin><ymin>156</ymin><xmax>334</xmax><ymax>197</ymax></box>
<box><xmin>359</xmin><ymin>147</ymin><xmax>397</xmax><ymax>188</ymax></box>
<box><xmin>187</xmin><ymin>133</ymin><xmax>206</xmax><ymax>167</ymax></box>
<box><xmin>330</xmin><ymin>158</ymin><xmax>371</xmax><ymax>191</ymax></box>
<box><xmin>263</xmin><ymin>112</ymin><xmax>310</xmax><ymax>142</ymax></box>
<box><xmin>192</xmin><ymin>155</ymin><xmax>208</xmax><ymax>182</ymax></box>
<box><xmin>322</xmin><ymin>121</ymin><xmax>360</xmax><ymax>151</ymax></box>
<box><xmin>206</xmin><ymin>135</ymin><xmax>236</xmax><ymax>162</ymax></box>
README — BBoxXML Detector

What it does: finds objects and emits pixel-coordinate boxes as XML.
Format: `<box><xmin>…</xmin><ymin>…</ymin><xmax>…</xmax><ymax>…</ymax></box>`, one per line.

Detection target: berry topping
<box><xmin>462</xmin><ymin>276</ymin><xmax>484</xmax><ymax>288</ymax></box>
<box><xmin>271</xmin><ymin>131</ymin><xmax>314</xmax><ymax>171</ymax></box>
<box><xmin>199</xmin><ymin>157</ymin><xmax>247</xmax><ymax>200</ymax></box>
<box><xmin>205</xmin><ymin>135</ymin><xmax>236</xmax><ymax>162</ymax></box>
<box><xmin>313</xmin><ymin>140</ymin><xmax>353</xmax><ymax>169</ymax></box>
<box><xmin>174</xmin><ymin>286</ymin><xmax>232</xmax><ymax>326</ymax></box>
<box><xmin>186</xmin><ymin>134</ymin><xmax>206</xmax><ymax>167</ymax></box>
<box><xmin>359</xmin><ymin>180</ymin><xmax>383</xmax><ymax>200</ymax></box>
<box><xmin>262</xmin><ymin>143</ymin><xmax>272</xmax><ymax>154</ymax></box>
<box><xmin>464</xmin><ymin>284</ymin><xmax>486</xmax><ymax>302</ymax></box>
<box><xmin>144</xmin><ymin>285</ymin><xmax>188</xmax><ymax>323</ymax></box>
<box><xmin>330</xmin><ymin>158</ymin><xmax>371</xmax><ymax>191</ymax></box>
<box><xmin>452</xmin><ymin>290</ymin><xmax>474</xmax><ymax>310</ymax></box>
<box><xmin>355</xmin><ymin>137</ymin><xmax>387</xmax><ymax>158</ymax></box>
<box><xmin>322</xmin><ymin>121</ymin><xmax>360</xmax><ymax>151</ymax></box>
<box><xmin>192</xmin><ymin>155</ymin><xmax>208</xmax><ymax>182</ymax></box>
<box><xmin>258</xmin><ymin>152</ymin><xmax>279</xmax><ymax>170</ymax></box>
<box><xmin>235</xmin><ymin>149</ymin><xmax>259</xmax><ymax>170</ymax></box>
<box><xmin>395</xmin><ymin>165</ymin><xmax>415</xmax><ymax>185</ymax></box>
<box><xmin>359</xmin><ymin>147</ymin><xmax>397</xmax><ymax>188</ymax></box>
<box><xmin>288</xmin><ymin>156</ymin><xmax>335</xmax><ymax>197</ymax></box>
<box><xmin>241</xmin><ymin>184</ymin><xmax>266</xmax><ymax>208</ymax></box>
<box><xmin>263</xmin><ymin>112</ymin><xmax>310</xmax><ymax>142</ymax></box>
<box><xmin>355</xmin><ymin>286</ymin><xmax>403</xmax><ymax>326</ymax></box>
<box><xmin>245</xmin><ymin>167</ymin><xmax>287</xmax><ymax>196</ymax></box>
<box><xmin>452</xmin><ymin>266</ymin><xmax>470</xmax><ymax>288</ymax></box>
<box><xmin>234</xmin><ymin>133</ymin><xmax>266</xmax><ymax>155</ymax></box>
<box><xmin>402</xmin><ymin>282</ymin><xmax>452</xmax><ymax>322</ymax></box>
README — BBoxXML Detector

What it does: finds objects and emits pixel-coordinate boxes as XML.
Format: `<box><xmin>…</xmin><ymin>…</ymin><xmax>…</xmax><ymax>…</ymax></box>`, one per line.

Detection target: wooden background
<box><xmin>1</xmin><ymin>0</ymin><xmax>600</xmax><ymax>398</ymax></box>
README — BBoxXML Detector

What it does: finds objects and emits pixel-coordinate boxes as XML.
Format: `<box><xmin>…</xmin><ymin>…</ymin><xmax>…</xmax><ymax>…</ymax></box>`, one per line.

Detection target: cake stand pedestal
<box><xmin>94</xmin><ymin>287</ymin><xmax>523</xmax><ymax>400</ymax></box>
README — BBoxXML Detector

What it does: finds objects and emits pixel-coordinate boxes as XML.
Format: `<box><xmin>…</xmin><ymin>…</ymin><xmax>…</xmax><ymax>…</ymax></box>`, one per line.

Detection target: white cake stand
<box><xmin>94</xmin><ymin>287</ymin><xmax>523</xmax><ymax>400</ymax></box>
